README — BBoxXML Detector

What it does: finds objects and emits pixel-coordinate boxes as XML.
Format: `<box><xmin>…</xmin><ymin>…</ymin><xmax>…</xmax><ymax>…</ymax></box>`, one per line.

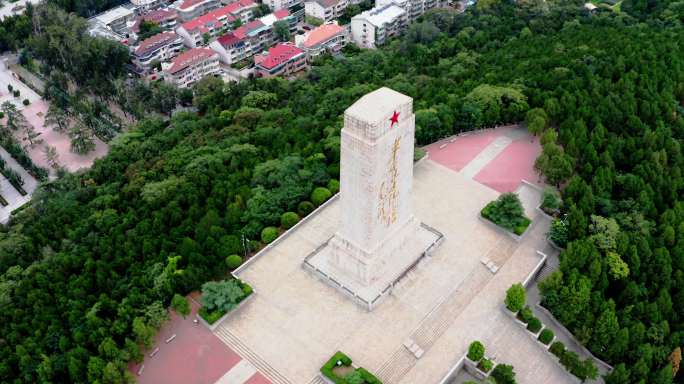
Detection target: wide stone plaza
<box><xmin>214</xmin><ymin>88</ymin><xmax>577</xmax><ymax>384</ymax></box>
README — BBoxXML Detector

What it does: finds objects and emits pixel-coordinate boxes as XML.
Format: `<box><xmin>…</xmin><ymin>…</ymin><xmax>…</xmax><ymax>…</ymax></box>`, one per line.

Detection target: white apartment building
<box><xmin>350</xmin><ymin>3</ymin><xmax>406</xmax><ymax>48</ymax></box>
<box><xmin>376</xmin><ymin>0</ymin><xmax>441</xmax><ymax>22</ymax></box>
<box><xmin>132</xmin><ymin>31</ymin><xmax>184</xmax><ymax>72</ymax></box>
<box><xmin>264</xmin><ymin>0</ymin><xmax>301</xmax><ymax>12</ymax></box>
<box><xmin>295</xmin><ymin>22</ymin><xmax>347</xmax><ymax>58</ymax></box>
<box><xmin>175</xmin><ymin>0</ymin><xmax>222</xmax><ymax>21</ymax></box>
<box><xmin>209</xmin><ymin>32</ymin><xmax>253</xmax><ymax>65</ymax></box>
<box><xmin>162</xmin><ymin>47</ymin><xmax>221</xmax><ymax>87</ymax></box>
<box><xmin>304</xmin><ymin>0</ymin><xmax>342</xmax><ymax>23</ymax></box>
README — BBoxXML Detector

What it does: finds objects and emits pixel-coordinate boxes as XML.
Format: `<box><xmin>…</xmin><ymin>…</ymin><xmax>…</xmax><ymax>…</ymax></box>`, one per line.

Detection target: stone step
<box><xmin>214</xmin><ymin>327</ymin><xmax>292</xmax><ymax>384</ymax></box>
<box><xmin>375</xmin><ymin>348</ymin><xmax>417</xmax><ymax>384</ymax></box>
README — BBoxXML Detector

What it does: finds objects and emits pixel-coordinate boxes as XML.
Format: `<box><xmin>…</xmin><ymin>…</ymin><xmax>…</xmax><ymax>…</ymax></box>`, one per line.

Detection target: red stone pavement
<box><xmin>129</xmin><ymin>293</ymin><xmax>271</xmax><ymax>384</ymax></box>
<box><xmin>474</xmin><ymin>135</ymin><xmax>543</xmax><ymax>193</ymax></box>
<box><xmin>424</xmin><ymin>126</ymin><xmax>512</xmax><ymax>171</ymax></box>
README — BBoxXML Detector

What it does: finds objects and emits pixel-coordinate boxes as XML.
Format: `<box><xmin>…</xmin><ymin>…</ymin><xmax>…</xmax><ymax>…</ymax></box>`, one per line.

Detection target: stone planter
<box><xmin>464</xmin><ymin>358</ymin><xmax>491</xmax><ymax>381</ymax></box>
<box><xmin>478</xmin><ymin>215</ymin><xmax>532</xmax><ymax>242</ymax></box>
<box><xmin>198</xmin><ymin>290</ymin><xmax>255</xmax><ymax>331</ymax></box>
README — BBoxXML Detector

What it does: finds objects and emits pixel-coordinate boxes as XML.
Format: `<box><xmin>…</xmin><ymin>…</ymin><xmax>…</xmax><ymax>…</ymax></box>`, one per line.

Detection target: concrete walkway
<box><xmin>0</xmin><ymin>55</ymin><xmax>41</xmax><ymax>109</ymax></box>
<box><xmin>0</xmin><ymin>146</ymin><xmax>38</xmax><ymax>224</ymax></box>
<box><xmin>460</xmin><ymin>135</ymin><xmax>512</xmax><ymax>179</ymax></box>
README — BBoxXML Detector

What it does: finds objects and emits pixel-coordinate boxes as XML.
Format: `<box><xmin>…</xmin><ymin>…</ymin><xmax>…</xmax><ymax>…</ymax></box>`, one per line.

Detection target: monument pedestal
<box><xmin>306</xmin><ymin>220</ymin><xmax>441</xmax><ymax>309</ymax></box>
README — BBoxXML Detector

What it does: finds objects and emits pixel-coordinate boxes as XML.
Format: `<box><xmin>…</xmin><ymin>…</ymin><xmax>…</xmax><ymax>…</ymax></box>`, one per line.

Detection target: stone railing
<box><xmin>232</xmin><ymin>193</ymin><xmax>340</xmax><ymax>277</ymax></box>
<box><xmin>437</xmin><ymin>353</ymin><xmax>466</xmax><ymax>384</ymax></box>
<box><xmin>522</xmin><ymin>250</ymin><xmax>547</xmax><ymax>288</ymax></box>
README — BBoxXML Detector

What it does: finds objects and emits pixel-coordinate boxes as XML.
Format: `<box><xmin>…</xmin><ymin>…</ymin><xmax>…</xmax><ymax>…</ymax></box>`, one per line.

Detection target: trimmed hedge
<box><xmin>481</xmin><ymin>192</ymin><xmax>531</xmax><ymax>235</ymax></box>
<box><xmin>311</xmin><ymin>187</ymin><xmax>332</xmax><ymax>206</ymax></box>
<box><xmin>538</xmin><ymin>328</ymin><xmax>554</xmax><ymax>345</ymax></box>
<box><xmin>327</xmin><ymin>179</ymin><xmax>340</xmax><ymax>194</ymax></box>
<box><xmin>517</xmin><ymin>306</ymin><xmax>533</xmax><ymax>323</ymax></box>
<box><xmin>527</xmin><ymin>317</ymin><xmax>542</xmax><ymax>333</ymax></box>
<box><xmin>478</xmin><ymin>358</ymin><xmax>493</xmax><ymax>373</ymax></box>
<box><xmin>549</xmin><ymin>341</ymin><xmax>565</xmax><ymax>357</ymax></box>
<box><xmin>298</xmin><ymin>201</ymin><xmax>314</xmax><ymax>216</ymax></box>
<box><xmin>467</xmin><ymin>341</ymin><xmax>485</xmax><ymax>361</ymax></box>
<box><xmin>320</xmin><ymin>351</ymin><xmax>382</xmax><ymax>384</ymax></box>
<box><xmin>261</xmin><ymin>226</ymin><xmax>278</xmax><ymax>244</ymax></box>
<box><xmin>199</xmin><ymin>279</ymin><xmax>253</xmax><ymax>325</ymax></box>
<box><xmin>505</xmin><ymin>283</ymin><xmax>525</xmax><ymax>312</ymax></box>
<box><xmin>226</xmin><ymin>254</ymin><xmax>243</xmax><ymax>270</ymax></box>
<box><xmin>280</xmin><ymin>211</ymin><xmax>299</xmax><ymax>229</ymax></box>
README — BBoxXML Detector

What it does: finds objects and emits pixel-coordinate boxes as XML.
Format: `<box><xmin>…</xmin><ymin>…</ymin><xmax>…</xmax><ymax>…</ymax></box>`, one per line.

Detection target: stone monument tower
<box><xmin>328</xmin><ymin>87</ymin><xmax>419</xmax><ymax>285</ymax></box>
<box><xmin>305</xmin><ymin>87</ymin><xmax>441</xmax><ymax>309</ymax></box>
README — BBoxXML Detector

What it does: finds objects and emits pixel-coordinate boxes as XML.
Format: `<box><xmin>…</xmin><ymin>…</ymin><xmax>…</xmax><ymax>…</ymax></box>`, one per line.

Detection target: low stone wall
<box><xmin>478</xmin><ymin>215</ymin><xmax>532</xmax><ymax>242</ymax></box>
<box><xmin>535</xmin><ymin>303</ymin><xmax>614</xmax><ymax>373</ymax></box>
<box><xmin>198</xmin><ymin>290</ymin><xmax>255</xmax><ymax>332</ymax></box>
<box><xmin>522</xmin><ymin>250</ymin><xmax>547</xmax><ymax>288</ymax></box>
<box><xmin>437</xmin><ymin>353</ymin><xmax>466</xmax><ymax>384</ymax></box>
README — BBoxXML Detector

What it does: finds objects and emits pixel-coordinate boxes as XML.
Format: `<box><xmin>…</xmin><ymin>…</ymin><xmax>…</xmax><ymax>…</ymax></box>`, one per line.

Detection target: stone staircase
<box><xmin>306</xmin><ymin>374</ymin><xmax>327</xmax><ymax>384</ymax></box>
<box><xmin>214</xmin><ymin>326</ymin><xmax>292</xmax><ymax>384</ymax></box>
<box><xmin>375</xmin><ymin>348</ymin><xmax>418</xmax><ymax>384</ymax></box>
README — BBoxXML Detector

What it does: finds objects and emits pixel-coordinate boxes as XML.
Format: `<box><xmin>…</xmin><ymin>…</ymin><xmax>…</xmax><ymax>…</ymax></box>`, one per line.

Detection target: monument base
<box><xmin>304</xmin><ymin>222</ymin><xmax>443</xmax><ymax>310</ymax></box>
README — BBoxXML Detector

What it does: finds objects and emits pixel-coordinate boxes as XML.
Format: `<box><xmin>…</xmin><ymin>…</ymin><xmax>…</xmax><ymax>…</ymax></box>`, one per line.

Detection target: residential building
<box><xmin>376</xmin><ymin>0</ymin><xmax>441</xmax><ymax>22</ymax></box>
<box><xmin>176</xmin><ymin>0</ymin><xmax>222</xmax><ymax>21</ymax></box>
<box><xmin>304</xmin><ymin>0</ymin><xmax>348</xmax><ymax>23</ymax></box>
<box><xmin>89</xmin><ymin>4</ymin><xmax>136</xmax><ymax>36</ymax></box>
<box><xmin>295</xmin><ymin>22</ymin><xmax>347</xmax><ymax>58</ymax></box>
<box><xmin>162</xmin><ymin>47</ymin><xmax>221</xmax><ymax>87</ymax></box>
<box><xmin>259</xmin><ymin>9</ymin><xmax>297</xmax><ymax>33</ymax></box>
<box><xmin>350</xmin><ymin>3</ymin><xmax>406</xmax><ymax>48</ymax></box>
<box><xmin>254</xmin><ymin>42</ymin><xmax>307</xmax><ymax>77</ymax></box>
<box><xmin>175</xmin><ymin>0</ymin><xmax>258</xmax><ymax>47</ymax></box>
<box><xmin>209</xmin><ymin>32</ymin><xmax>253</xmax><ymax>65</ymax></box>
<box><xmin>131</xmin><ymin>9</ymin><xmax>179</xmax><ymax>35</ymax></box>
<box><xmin>264</xmin><ymin>0</ymin><xmax>301</xmax><ymax>12</ymax></box>
<box><xmin>132</xmin><ymin>31</ymin><xmax>183</xmax><ymax>72</ymax></box>
<box><xmin>131</xmin><ymin>0</ymin><xmax>167</xmax><ymax>13</ymax></box>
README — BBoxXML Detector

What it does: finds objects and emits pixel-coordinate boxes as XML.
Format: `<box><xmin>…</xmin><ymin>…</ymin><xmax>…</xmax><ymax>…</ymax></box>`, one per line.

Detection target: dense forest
<box><xmin>1</xmin><ymin>0</ymin><xmax>684</xmax><ymax>383</ymax></box>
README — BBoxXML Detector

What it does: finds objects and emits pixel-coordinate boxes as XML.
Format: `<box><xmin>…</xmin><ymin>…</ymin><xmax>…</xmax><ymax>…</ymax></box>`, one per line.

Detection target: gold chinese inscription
<box><xmin>377</xmin><ymin>137</ymin><xmax>400</xmax><ymax>227</ymax></box>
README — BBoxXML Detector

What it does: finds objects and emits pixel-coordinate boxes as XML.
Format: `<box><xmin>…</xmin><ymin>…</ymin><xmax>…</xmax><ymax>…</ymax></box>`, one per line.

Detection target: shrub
<box><xmin>298</xmin><ymin>201</ymin><xmax>315</xmax><ymax>216</ymax></box>
<box><xmin>198</xmin><ymin>307</ymin><xmax>224</xmax><ymax>324</ymax></box>
<box><xmin>22</xmin><ymin>99</ymin><xmax>29</xmax><ymax>106</ymax></box>
<box><xmin>490</xmin><ymin>364</ymin><xmax>516</xmax><ymax>384</ymax></box>
<box><xmin>226</xmin><ymin>254</ymin><xmax>243</xmax><ymax>270</ymax></box>
<box><xmin>538</xmin><ymin>328</ymin><xmax>554</xmax><ymax>345</ymax></box>
<box><xmin>261</xmin><ymin>226</ymin><xmax>278</xmax><ymax>244</ymax></box>
<box><xmin>171</xmin><ymin>294</ymin><xmax>191</xmax><ymax>318</ymax></box>
<box><xmin>549</xmin><ymin>217</ymin><xmax>568</xmax><ymax>248</ymax></box>
<box><xmin>7</xmin><ymin>84</ymin><xmax>12</xmax><ymax>92</ymax></box>
<box><xmin>559</xmin><ymin>349</ymin><xmax>580</xmax><ymax>372</ymax></box>
<box><xmin>320</xmin><ymin>351</ymin><xmax>353</xmax><ymax>384</ymax></box>
<box><xmin>0</xmin><ymin>112</ymin><xmax>4</xmax><ymax>119</ymax></box>
<box><xmin>549</xmin><ymin>341</ymin><xmax>566</xmax><ymax>357</ymax></box>
<box><xmin>200</xmin><ymin>279</ymin><xmax>249</xmax><ymax>313</ymax></box>
<box><xmin>481</xmin><ymin>192</ymin><xmax>531</xmax><ymax>235</ymax></box>
<box><xmin>540</xmin><ymin>187</ymin><xmax>560</xmax><ymax>215</ymax></box>
<box><xmin>478</xmin><ymin>358</ymin><xmax>493</xmax><ymax>373</ymax></box>
<box><xmin>13</xmin><ymin>89</ymin><xmax>19</xmax><ymax>97</ymax></box>
<box><xmin>327</xmin><ymin>179</ymin><xmax>340</xmax><ymax>194</ymax></box>
<box><xmin>505</xmin><ymin>283</ymin><xmax>526</xmax><ymax>312</ymax></box>
<box><xmin>527</xmin><ymin>317</ymin><xmax>542</xmax><ymax>333</ymax></box>
<box><xmin>280</xmin><ymin>211</ymin><xmax>299</xmax><ymax>229</ymax></box>
<box><xmin>311</xmin><ymin>187</ymin><xmax>332</xmax><ymax>206</ymax></box>
<box><xmin>467</xmin><ymin>340</ymin><xmax>485</xmax><ymax>361</ymax></box>
<box><xmin>516</xmin><ymin>306</ymin><xmax>533</xmax><ymax>323</ymax></box>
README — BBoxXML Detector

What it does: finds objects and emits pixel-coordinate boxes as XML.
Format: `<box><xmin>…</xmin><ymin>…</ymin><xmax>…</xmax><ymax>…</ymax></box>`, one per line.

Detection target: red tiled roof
<box><xmin>180</xmin><ymin>5</ymin><xmax>238</xmax><ymax>32</ymax></box>
<box><xmin>135</xmin><ymin>31</ymin><xmax>180</xmax><ymax>55</ymax></box>
<box><xmin>273</xmin><ymin>9</ymin><xmax>290</xmax><ymax>18</ymax></box>
<box><xmin>180</xmin><ymin>0</ymin><xmax>210</xmax><ymax>10</ymax></box>
<box><xmin>223</xmin><ymin>0</ymin><xmax>256</xmax><ymax>14</ymax></box>
<box><xmin>217</xmin><ymin>32</ymin><xmax>242</xmax><ymax>47</ymax></box>
<box><xmin>257</xmin><ymin>43</ymin><xmax>304</xmax><ymax>70</ymax></box>
<box><xmin>233</xmin><ymin>19</ymin><xmax>264</xmax><ymax>39</ymax></box>
<box><xmin>144</xmin><ymin>9</ymin><xmax>177</xmax><ymax>22</ymax></box>
<box><xmin>303</xmin><ymin>23</ymin><xmax>344</xmax><ymax>48</ymax></box>
<box><xmin>166</xmin><ymin>47</ymin><xmax>217</xmax><ymax>74</ymax></box>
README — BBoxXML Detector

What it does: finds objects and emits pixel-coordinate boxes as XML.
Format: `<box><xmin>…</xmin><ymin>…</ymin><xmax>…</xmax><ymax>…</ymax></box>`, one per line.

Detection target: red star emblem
<box><xmin>390</xmin><ymin>110</ymin><xmax>400</xmax><ymax>127</ymax></box>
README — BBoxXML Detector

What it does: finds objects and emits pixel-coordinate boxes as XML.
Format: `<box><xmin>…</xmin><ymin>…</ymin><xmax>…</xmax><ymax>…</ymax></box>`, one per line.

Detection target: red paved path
<box><xmin>129</xmin><ymin>294</ymin><xmax>264</xmax><ymax>384</ymax></box>
<box><xmin>424</xmin><ymin>126</ymin><xmax>512</xmax><ymax>171</ymax></box>
<box><xmin>474</xmin><ymin>136</ymin><xmax>542</xmax><ymax>193</ymax></box>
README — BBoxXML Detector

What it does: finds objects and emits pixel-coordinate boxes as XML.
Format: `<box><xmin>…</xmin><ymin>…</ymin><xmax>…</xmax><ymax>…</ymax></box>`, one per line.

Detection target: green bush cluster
<box><xmin>280</xmin><ymin>211</ymin><xmax>299</xmax><ymax>229</ymax></box>
<box><xmin>199</xmin><ymin>279</ymin><xmax>253</xmax><ymax>324</ymax></box>
<box><xmin>538</xmin><ymin>328</ymin><xmax>554</xmax><ymax>345</ymax></box>
<box><xmin>320</xmin><ymin>351</ymin><xmax>382</xmax><ymax>384</ymax></box>
<box><xmin>548</xmin><ymin>217</ymin><xmax>568</xmax><ymax>248</ymax></box>
<box><xmin>490</xmin><ymin>364</ymin><xmax>516</xmax><ymax>384</ymax></box>
<box><xmin>505</xmin><ymin>283</ymin><xmax>526</xmax><ymax>312</ymax></box>
<box><xmin>559</xmin><ymin>349</ymin><xmax>598</xmax><ymax>381</ymax></box>
<box><xmin>261</xmin><ymin>226</ymin><xmax>278</xmax><ymax>244</ymax></box>
<box><xmin>225</xmin><ymin>254</ymin><xmax>243</xmax><ymax>270</ymax></box>
<box><xmin>311</xmin><ymin>187</ymin><xmax>332</xmax><ymax>206</ymax></box>
<box><xmin>327</xmin><ymin>179</ymin><xmax>340</xmax><ymax>194</ymax></box>
<box><xmin>549</xmin><ymin>341</ymin><xmax>565</xmax><ymax>358</ymax></box>
<box><xmin>467</xmin><ymin>340</ymin><xmax>485</xmax><ymax>361</ymax></box>
<box><xmin>298</xmin><ymin>201</ymin><xmax>315</xmax><ymax>216</ymax></box>
<box><xmin>526</xmin><ymin>317</ymin><xmax>542</xmax><ymax>333</ymax></box>
<box><xmin>516</xmin><ymin>307</ymin><xmax>533</xmax><ymax>323</ymax></box>
<box><xmin>481</xmin><ymin>193</ymin><xmax>531</xmax><ymax>235</ymax></box>
<box><xmin>540</xmin><ymin>187</ymin><xmax>561</xmax><ymax>215</ymax></box>
<box><xmin>478</xmin><ymin>358</ymin><xmax>493</xmax><ymax>373</ymax></box>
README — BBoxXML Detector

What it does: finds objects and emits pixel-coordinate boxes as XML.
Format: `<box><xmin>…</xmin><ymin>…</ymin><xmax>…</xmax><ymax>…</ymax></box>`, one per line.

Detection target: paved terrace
<box><xmin>218</xmin><ymin>155</ymin><xmax>576</xmax><ymax>384</ymax></box>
